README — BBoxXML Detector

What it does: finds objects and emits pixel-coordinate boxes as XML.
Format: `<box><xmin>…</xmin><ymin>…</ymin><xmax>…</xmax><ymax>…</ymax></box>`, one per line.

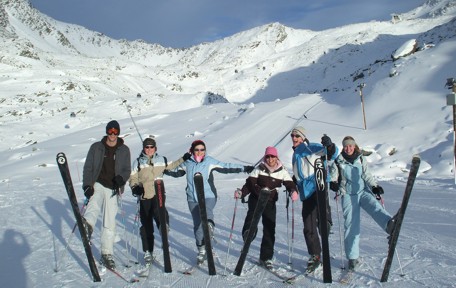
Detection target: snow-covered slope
<box><xmin>0</xmin><ymin>1</ymin><xmax>456</xmax><ymax>286</ymax></box>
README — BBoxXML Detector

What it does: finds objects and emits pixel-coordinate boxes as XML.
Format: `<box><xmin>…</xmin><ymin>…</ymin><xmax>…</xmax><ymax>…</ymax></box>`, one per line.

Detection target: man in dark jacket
<box><xmin>82</xmin><ymin>120</ymin><xmax>131</xmax><ymax>270</ymax></box>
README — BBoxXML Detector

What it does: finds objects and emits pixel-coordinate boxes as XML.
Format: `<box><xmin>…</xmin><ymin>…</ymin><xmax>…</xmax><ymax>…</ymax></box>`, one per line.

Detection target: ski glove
<box><xmin>372</xmin><ymin>185</ymin><xmax>384</xmax><ymax>200</ymax></box>
<box><xmin>244</xmin><ymin>165</ymin><xmax>255</xmax><ymax>173</ymax></box>
<box><xmin>290</xmin><ymin>190</ymin><xmax>299</xmax><ymax>202</ymax></box>
<box><xmin>83</xmin><ymin>185</ymin><xmax>94</xmax><ymax>199</ymax></box>
<box><xmin>321</xmin><ymin>135</ymin><xmax>333</xmax><ymax>147</ymax></box>
<box><xmin>234</xmin><ymin>188</ymin><xmax>242</xmax><ymax>199</ymax></box>
<box><xmin>183</xmin><ymin>152</ymin><xmax>192</xmax><ymax>161</ymax></box>
<box><xmin>329</xmin><ymin>182</ymin><xmax>339</xmax><ymax>192</ymax></box>
<box><xmin>112</xmin><ymin>175</ymin><xmax>125</xmax><ymax>189</ymax></box>
<box><xmin>132</xmin><ymin>185</ymin><xmax>144</xmax><ymax>197</ymax></box>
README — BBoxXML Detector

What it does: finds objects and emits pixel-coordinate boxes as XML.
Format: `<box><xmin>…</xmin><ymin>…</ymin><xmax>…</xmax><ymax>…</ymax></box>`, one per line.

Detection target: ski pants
<box><xmin>302</xmin><ymin>191</ymin><xmax>321</xmax><ymax>257</ymax></box>
<box><xmin>301</xmin><ymin>190</ymin><xmax>333</xmax><ymax>257</ymax></box>
<box><xmin>188</xmin><ymin>198</ymin><xmax>216</xmax><ymax>247</ymax></box>
<box><xmin>342</xmin><ymin>190</ymin><xmax>392</xmax><ymax>260</ymax></box>
<box><xmin>139</xmin><ymin>196</ymin><xmax>170</xmax><ymax>253</ymax></box>
<box><xmin>84</xmin><ymin>182</ymin><xmax>118</xmax><ymax>255</ymax></box>
<box><xmin>242</xmin><ymin>195</ymin><xmax>277</xmax><ymax>261</ymax></box>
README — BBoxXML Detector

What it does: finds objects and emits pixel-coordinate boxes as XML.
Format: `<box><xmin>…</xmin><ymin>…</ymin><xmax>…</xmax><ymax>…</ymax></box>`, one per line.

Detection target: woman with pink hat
<box><xmin>235</xmin><ymin>146</ymin><xmax>298</xmax><ymax>270</ymax></box>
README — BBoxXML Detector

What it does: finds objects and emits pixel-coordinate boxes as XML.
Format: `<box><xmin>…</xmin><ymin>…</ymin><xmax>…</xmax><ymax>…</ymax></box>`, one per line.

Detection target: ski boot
<box><xmin>144</xmin><ymin>251</ymin><xmax>153</xmax><ymax>266</ymax></box>
<box><xmin>196</xmin><ymin>245</ymin><xmax>206</xmax><ymax>265</ymax></box>
<box><xmin>259</xmin><ymin>259</ymin><xmax>274</xmax><ymax>270</ymax></box>
<box><xmin>306</xmin><ymin>255</ymin><xmax>321</xmax><ymax>274</ymax></box>
<box><xmin>348</xmin><ymin>258</ymin><xmax>359</xmax><ymax>271</ymax></box>
<box><xmin>100</xmin><ymin>254</ymin><xmax>116</xmax><ymax>270</ymax></box>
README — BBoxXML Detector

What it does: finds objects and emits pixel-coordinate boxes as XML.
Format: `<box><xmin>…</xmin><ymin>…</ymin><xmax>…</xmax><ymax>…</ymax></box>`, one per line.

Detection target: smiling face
<box><xmin>143</xmin><ymin>144</ymin><xmax>156</xmax><ymax>156</ymax></box>
<box><xmin>343</xmin><ymin>144</ymin><xmax>355</xmax><ymax>156</ymax></box>
<box><xmin>106</xmin><ymin>127</ymin><xmax>119</xmax><ymax>147</ymax></box>
<box><xmin>192</xmin><ymin>144</ymin><xmax>206</xmax><ymax>162</ymax></box>
<box><xmin>265</xmin><ymin>154</ymin><xmax>278</xmax><ymax>166</ymax></box>
<box><xmin>291</xmin><ymin>133</ymin><xmax>304</xmax><ymax>148</ymax></box>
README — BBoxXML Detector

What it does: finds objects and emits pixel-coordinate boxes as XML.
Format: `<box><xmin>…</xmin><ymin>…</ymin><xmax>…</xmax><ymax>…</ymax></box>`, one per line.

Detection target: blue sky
<box><xmin>30</xmin><ymin>0</ymin><xmax>425</xmax><ymax>48</ymax></box>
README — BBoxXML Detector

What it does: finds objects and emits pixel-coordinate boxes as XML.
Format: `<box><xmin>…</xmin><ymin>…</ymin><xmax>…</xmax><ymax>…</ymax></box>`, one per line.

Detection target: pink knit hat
<box><xmin>264</xmin><ymin>146</ymin><xmax>278</xmax><ymax>158</ymax></box>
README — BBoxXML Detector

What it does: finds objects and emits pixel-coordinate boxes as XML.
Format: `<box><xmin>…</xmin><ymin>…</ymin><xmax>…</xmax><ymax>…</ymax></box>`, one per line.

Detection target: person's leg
<box><xmin>260</xmin><ymin>201</ymin><xmax>276</xmax><ymax>261</ymax></box>
<box><xmin>342</xmin><ymin>193</ymin><xmax>360</xmax><ymax>260</ymax></box>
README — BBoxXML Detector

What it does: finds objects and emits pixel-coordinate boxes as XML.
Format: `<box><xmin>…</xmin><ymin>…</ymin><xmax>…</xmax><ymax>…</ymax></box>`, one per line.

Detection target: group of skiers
<box><xmin>80</xmin><ymin>119</ymin><xmax>398</xmax><ymax>274</ymax></box>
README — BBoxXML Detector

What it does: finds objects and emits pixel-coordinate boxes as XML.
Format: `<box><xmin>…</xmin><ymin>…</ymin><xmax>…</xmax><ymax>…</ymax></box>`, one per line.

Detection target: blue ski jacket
<box><xmin>329</xmin><ymin>153</ymin><xmax>377</xmax><ymax>196</ymax></box>
<box><xmin>292</xmin><ymin>142</ymin><xmax>338</xmax><ymax>200</ymax></box>
<box><xmin>180</xmin><ymin>155</ymin><xmax>245</xmax><ymax>202</ymax></box>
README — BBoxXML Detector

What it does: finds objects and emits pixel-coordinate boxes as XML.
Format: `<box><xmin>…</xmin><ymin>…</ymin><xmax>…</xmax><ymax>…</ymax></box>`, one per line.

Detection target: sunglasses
<box><xmin>265</xmin><ymin>155</ymin><xmax>276</xmax><ymax>159</ymax></box>
<box><xmin>194</xmin><ymin>148</ymin><xmax>205</xmax><ymax>152</ymax></box>
<box><xmin>107</xmin><ymin>127</ymin><xmax>119</xmax><ymax>135</ymax></box>
<box><xmin>290</xmin><ymin>134</ymin><xmax>301</xmax><ymax>138</ymax></box>
<box><xmin>144</xmin><ymin>145</ymin><xmax>155</xmax><ymax>149</ymax></box>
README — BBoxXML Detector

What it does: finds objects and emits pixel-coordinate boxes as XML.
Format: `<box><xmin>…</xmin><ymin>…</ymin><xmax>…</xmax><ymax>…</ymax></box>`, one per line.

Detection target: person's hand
<box><xmin>329</xmin><ymin>182</ymin><xmax>339</xmax><ymax>192</ymax></box>
<box><xmin>234</xmin><ymin>189</ymin><xmax>242</xmax><ymax>199</ymax></box>
<box><xmin>244</xmin><ymin>166</ymin><xmax>254</xmax><ymax>173</ymax></box>
<box><xmin>132</xmin><ymin>186</ymin><xmax>144</xmax><ymax>197</ymax></box>
<box><xmin>83</xmin><ymin>185</ymin><xmax>94</xmax><ymax>199</ymax></box>
<box><xmin>183</xmin><ymin>152</ymin><xmax>191</xmax><ymax>161</ymax></box>
<box><xmin>321</xmin><ymin>135</ymin><xmax>333</xmax><ymax>147</ymax></box>
<box><xmin>112</xmin><ymin>175</ymin><xmax>125</xmax><ymax>189</ymax></box>
<box><xmin>372</xmin><ymin>185</ymin><xmax>384</xmax><ymax>200</ymax></box>
<box><xmin>290</xmin><ymin>190</ymin><xmax>299</xmax><ymax>202</ymax></box>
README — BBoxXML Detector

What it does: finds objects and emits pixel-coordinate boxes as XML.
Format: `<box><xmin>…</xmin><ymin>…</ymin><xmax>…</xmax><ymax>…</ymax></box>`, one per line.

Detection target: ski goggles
<box><xmin>107</xmin><ymin>127</ymin><xmax>119</xmax><ymax>135</ymax></box>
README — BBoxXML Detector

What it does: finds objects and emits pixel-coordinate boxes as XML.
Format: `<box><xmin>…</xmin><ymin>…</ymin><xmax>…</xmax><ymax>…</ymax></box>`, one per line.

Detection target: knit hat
<box><xmin>190</xmin><ymin>140</ymin><xmax>206</xmax><ymax>152</ymax></box>
<box><xmin>106</xmin><ymin>120</ymin><xmax>120</xmax><ymax>134</ymax></box>
<box><xmin>342</xmin><ymin>137</ymin><xmax>357</xmax><ymax>147</ymax></box>
<box><xmin>143</xmin><ymin>137</ymin><xmax>156</xmax><ymax>148</ymax></box>
<box><xmin>264</xmin><ymin>146</ymin><xmax>278</xmax><ymax>158</ymax></box>
<box><xmin>291</xmin><ymin>126</ymin><xmax>306</xmax><ymax>139</ymax></box>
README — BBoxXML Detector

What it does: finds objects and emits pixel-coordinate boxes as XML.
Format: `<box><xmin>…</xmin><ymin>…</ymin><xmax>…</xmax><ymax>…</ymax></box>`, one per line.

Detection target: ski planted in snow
<box><xmin>233</xmin><ymin>188</ymin><xmax>272</xmax><ymax>276</ymax></box>
<box><xmin>314</xmin><ymin>157</ymin><xmax>332</xmax><ymax>283</ymax></box>
<box><xmin>56</xmin><ymin>152</ymin><xmax>101</xmax><ymax>282</ymax></box>
<box><xmin>194</xmin><ymin>172</ymin><xmax>216</xmax><ymax>275</ymax></box>
<box><xmin>380</xmin><ymin>155</ymin><xmax>420</xmax><ymax>282</ymax></box>
<box><xmin>154</xmin><ymin>178</ymin><xmax>172</xmax><ymax>273</ymax></box>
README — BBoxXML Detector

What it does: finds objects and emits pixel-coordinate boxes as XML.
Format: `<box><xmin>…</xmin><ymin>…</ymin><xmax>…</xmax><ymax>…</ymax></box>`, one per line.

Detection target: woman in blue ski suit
<box><xmin>329</xmin><ymin>136</ymin><xmax>395</xmax><ymax>270</ymax></box>
<box><xmin>179</xmin><ymin>140</ymin><xmax>254</xmax><ymax>263</ymax></box>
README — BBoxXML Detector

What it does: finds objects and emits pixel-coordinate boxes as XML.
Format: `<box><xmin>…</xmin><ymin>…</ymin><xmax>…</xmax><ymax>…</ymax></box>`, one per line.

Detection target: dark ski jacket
<box><xmin>240</xmin><ymin>161</ymin><xmax>297</xmax><ymax>202</ymax></box>
<box><xmin>82</xmin><ymin>136</ymin><xmax>131</xmax><ymax>192</ymax></box>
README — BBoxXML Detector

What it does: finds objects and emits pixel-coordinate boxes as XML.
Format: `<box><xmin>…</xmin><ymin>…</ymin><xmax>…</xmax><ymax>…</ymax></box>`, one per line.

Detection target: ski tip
<box><xmin>56</xmin><ymin>153</ymin><xmax>67</xmax><ymax>164</ymax></box>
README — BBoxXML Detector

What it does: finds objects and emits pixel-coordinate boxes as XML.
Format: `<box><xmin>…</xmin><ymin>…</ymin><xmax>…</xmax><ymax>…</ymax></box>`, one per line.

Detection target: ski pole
<box><xmin>324</xmin><ymin>143</ymin><xmax>345</xmax><ymax>270</ymax></box>
<box><xmin>380</xmin><ymin>196</ymin><xmax>404</xmax><ymax>276</ymax></box>
<box><xmin>291</xmin><ymin>196</ymin><xmax>295</xmax><ymax>268</ymax></box>
<box><xmin>223</xmin><ymin>191</ymin><xmax>239</xmax><ymax>276</ymax></box>
<box><xmin>130</xmin><ymin>197</ymin><xmax>141</xmax><ymax>264</ymax></box>
<box><xmin>116</xmin><ymin>191</ymin><xmax>134</xmax><ymax>267</ymax></box>
<box><xmin>286</xmin><ymin>192</ymin><xmax>290</xmax><ymax>264</ymax></box>
<box><xmin>122</xmin><ymin>99</ymin><xmax>143</xmax><ymax>143</ymax></box>
<box><xmin>334</xmin><ymin>192</ymin><xmax>345</xmax><ymax>270</ymax></box>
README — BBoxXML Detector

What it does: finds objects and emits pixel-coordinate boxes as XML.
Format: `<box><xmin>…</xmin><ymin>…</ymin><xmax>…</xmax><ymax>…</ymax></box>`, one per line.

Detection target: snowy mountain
<box><xmin>1</xmin><ymin>0</ymin><xmax>456</xmax><ymax>287</ymax></box>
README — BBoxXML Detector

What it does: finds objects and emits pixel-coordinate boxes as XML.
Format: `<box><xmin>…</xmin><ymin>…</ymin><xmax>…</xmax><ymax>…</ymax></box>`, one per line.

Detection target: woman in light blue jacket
<box><xmin>180</xmin><ymin>140</ymin><xmax>254</xmax><ymax>264</ymax></box>
<box><xmin>329</xmin><ymin>136</ymin><xmax>395</xmax><ymax>271</ymax></box>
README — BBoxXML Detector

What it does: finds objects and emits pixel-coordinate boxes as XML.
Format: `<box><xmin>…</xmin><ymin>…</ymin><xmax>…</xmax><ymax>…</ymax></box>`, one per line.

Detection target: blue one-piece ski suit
<box><xmin>330</xmin><ymin>153</ymin><xmax>392</xmax><ymax>261</ymax></box>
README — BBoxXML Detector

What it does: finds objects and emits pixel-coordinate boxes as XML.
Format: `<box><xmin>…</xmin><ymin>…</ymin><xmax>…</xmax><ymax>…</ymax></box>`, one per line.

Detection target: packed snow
<box><xmin>0</xmin><ymin>0</ymin><xmax>455</xmax><ymax>287</ymax></box>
